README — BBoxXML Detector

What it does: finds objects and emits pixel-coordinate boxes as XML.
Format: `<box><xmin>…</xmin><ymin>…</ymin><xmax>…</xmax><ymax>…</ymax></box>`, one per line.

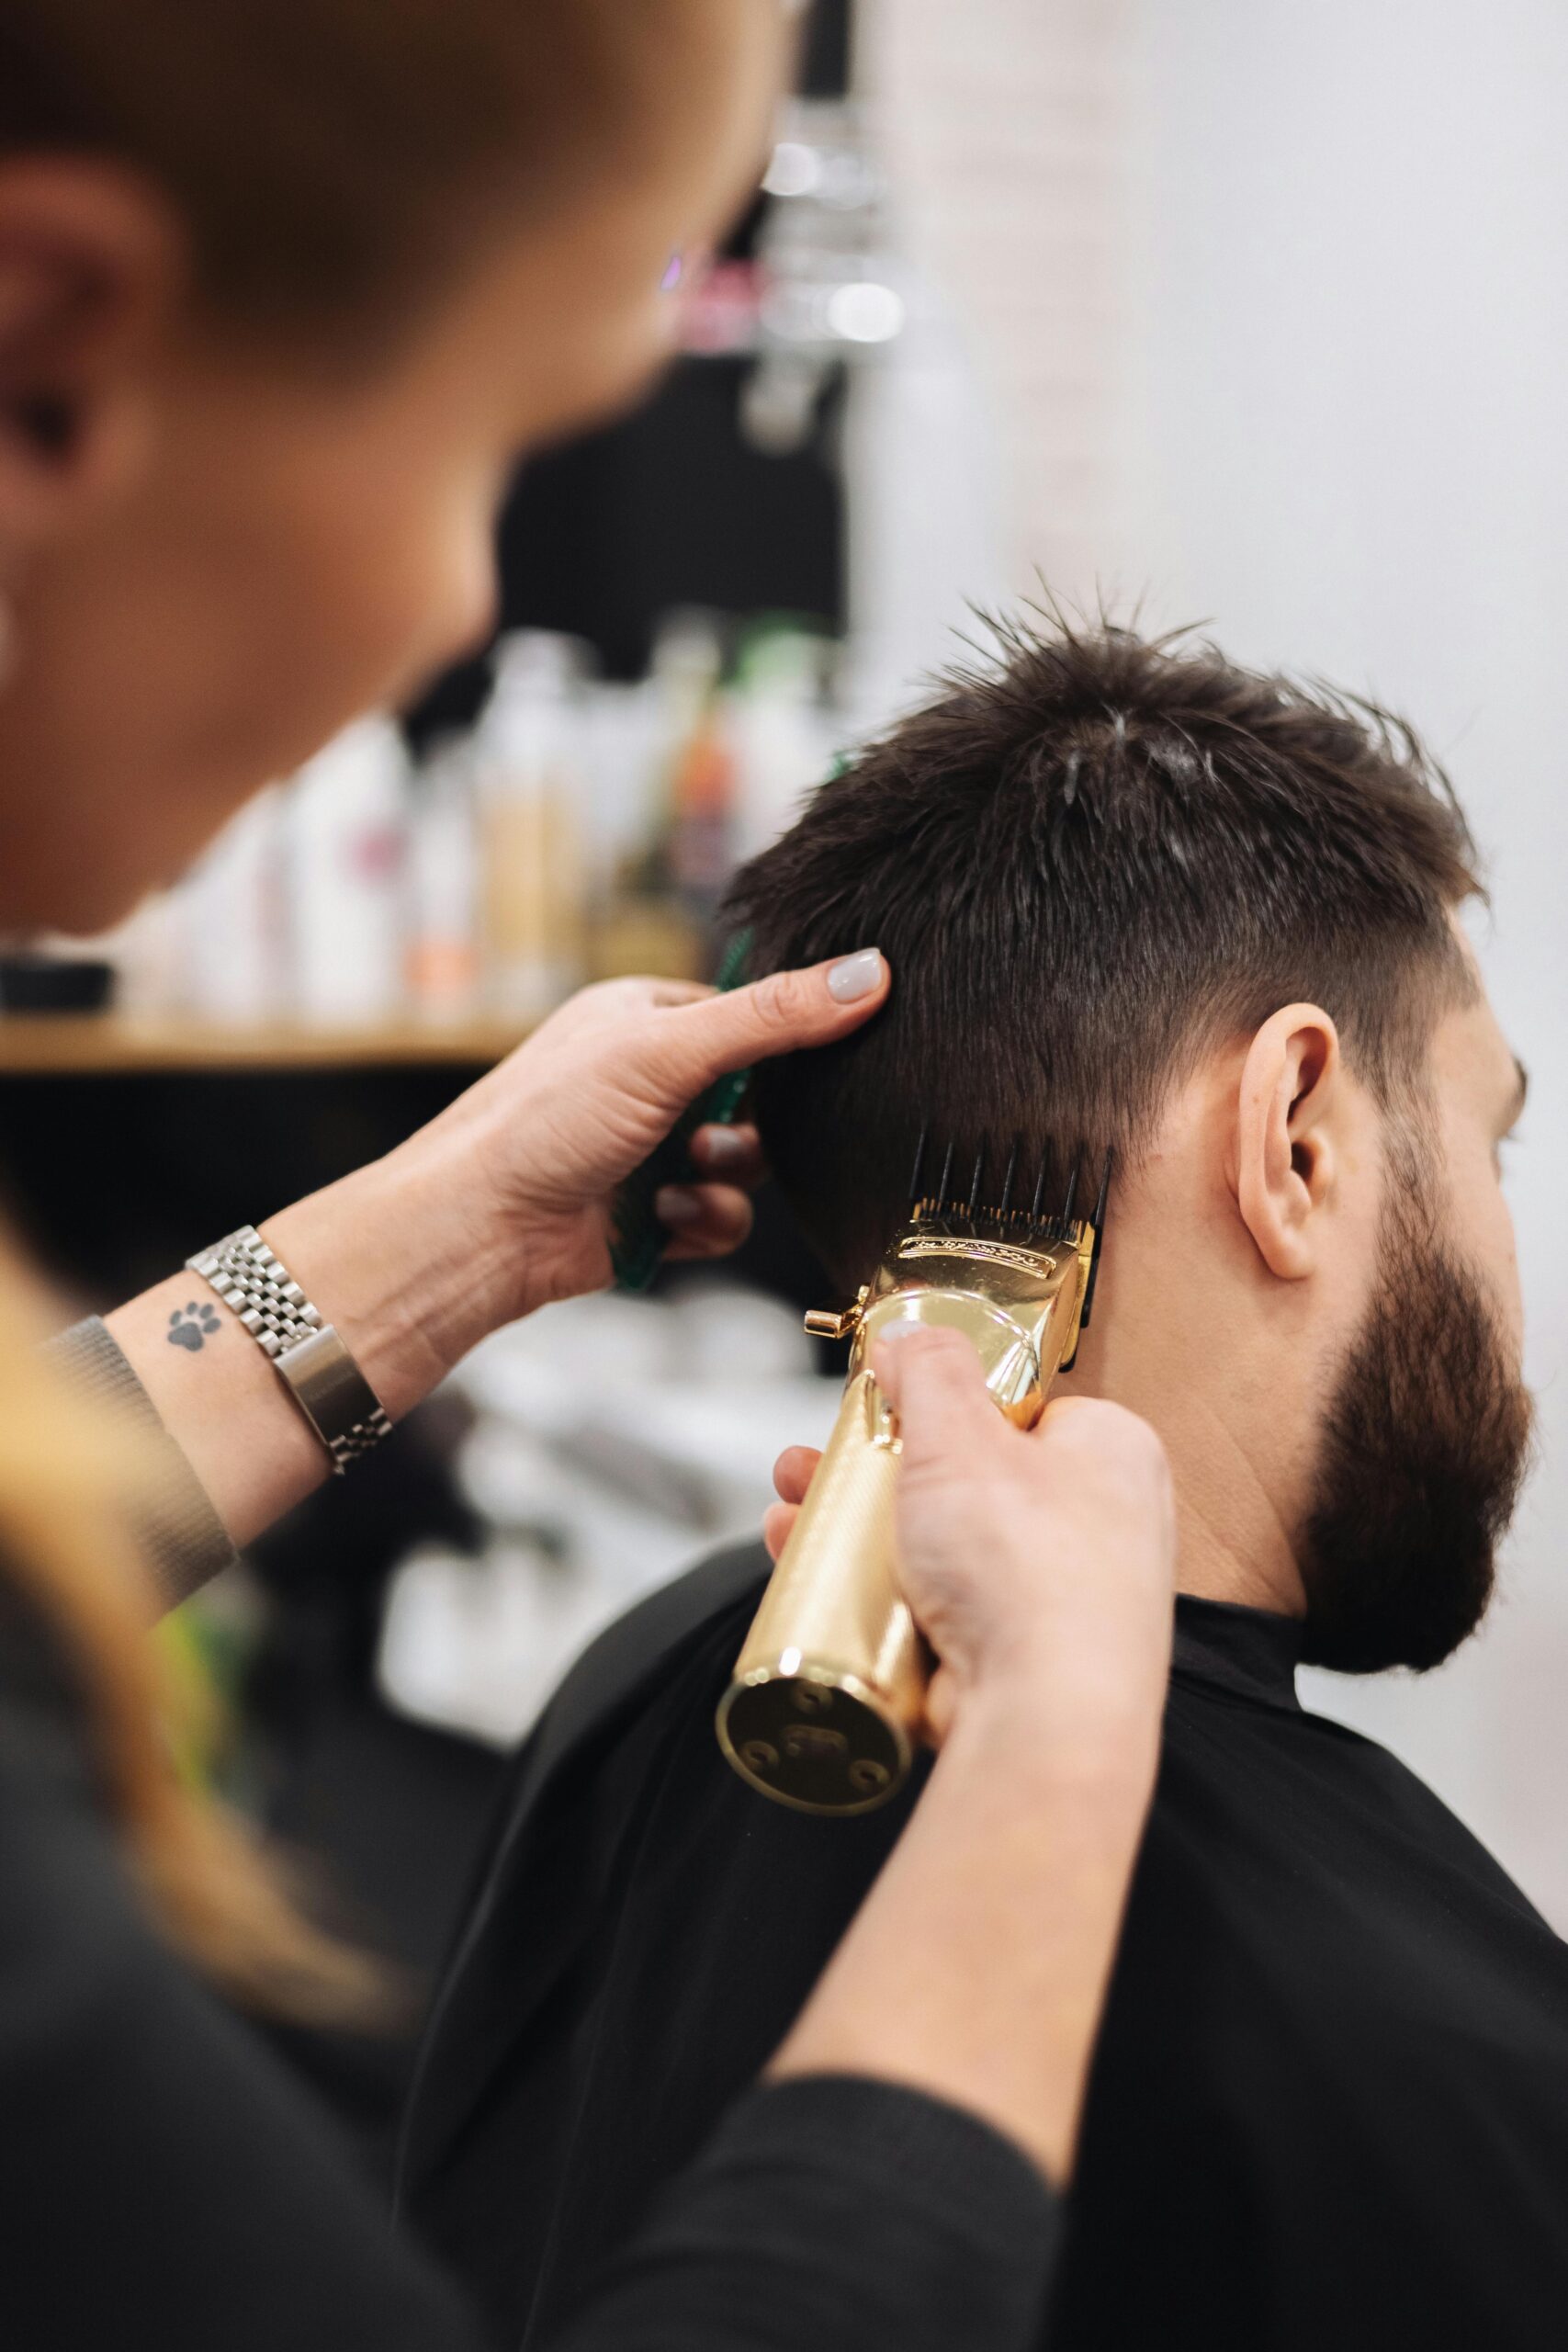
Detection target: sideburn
<box><xmin>1298</xmin><ymin>1169</ymin><xmax>1533</xmax><ymax>1675</ymax></box>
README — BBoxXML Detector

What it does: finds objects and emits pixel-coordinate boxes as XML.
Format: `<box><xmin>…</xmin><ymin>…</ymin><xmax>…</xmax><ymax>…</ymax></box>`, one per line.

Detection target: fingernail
<box><xmin>875</xmin><ymin>1319</ymin><xmax>924</xmax><ymax>1345</ymax></box>
<box><xmin>827</xmin><ymin>946</ymin><xmax>885</xmax><ymax>1003</ymax></box>
<box><xmin>694</xmin><ymin>1125</ymin><xmax>748</xmax><ymax>1167</ymax></box>
<box><xmin>655</xmin><ymin>1184</ymin><xmax>703</xmax><ymax>1227</ymax></box>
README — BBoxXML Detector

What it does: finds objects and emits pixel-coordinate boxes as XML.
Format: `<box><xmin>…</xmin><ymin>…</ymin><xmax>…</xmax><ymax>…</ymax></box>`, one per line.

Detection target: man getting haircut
<box><xmin>398</xmin><ymin>623</ymin><xmax>1567</xmax><ymax>2352</ymax></box>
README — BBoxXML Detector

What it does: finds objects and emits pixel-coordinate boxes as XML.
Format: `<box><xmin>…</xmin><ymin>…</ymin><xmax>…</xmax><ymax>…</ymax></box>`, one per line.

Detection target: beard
<box><xmin>1297</xmin><ymin>1169</ymin><xmax>1534</xmax><ymax>1675</ymax></box>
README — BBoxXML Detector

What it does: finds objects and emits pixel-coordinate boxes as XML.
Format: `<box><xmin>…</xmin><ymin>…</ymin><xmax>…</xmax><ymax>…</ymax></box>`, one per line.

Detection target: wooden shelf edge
<box><xmin>0</xmin><ymin>1013</ymin><xmax>536</xmax><ymax>1075</ymax></box>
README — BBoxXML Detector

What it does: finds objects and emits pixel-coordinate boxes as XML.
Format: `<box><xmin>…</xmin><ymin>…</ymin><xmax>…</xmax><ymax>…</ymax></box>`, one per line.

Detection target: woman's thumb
<box><xmin>872</xmin><ymin>1325</ymin><xmax>998</xmax><ymax>1473</ymax></box>
<box><xmin>654</xmin><ymin>950</ymin><xmax>888</xmax><ymax>1097</ymax></box>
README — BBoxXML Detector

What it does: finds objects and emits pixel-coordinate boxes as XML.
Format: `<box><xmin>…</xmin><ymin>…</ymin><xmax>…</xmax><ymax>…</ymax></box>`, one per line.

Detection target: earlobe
<box><xmin>0</xmin><ymin>160</ymin><xmax>183</xmax><ymax>551</ymax></box>
<box><xmin>1233</xmin><ymin>1004</ymin><xmax>1341</xmax><ymax>1282</ymax></box>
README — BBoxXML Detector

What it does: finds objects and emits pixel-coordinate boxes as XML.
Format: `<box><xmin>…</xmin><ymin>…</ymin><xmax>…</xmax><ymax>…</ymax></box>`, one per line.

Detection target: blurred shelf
<box><xmin>0</xmin><ymin>1012</ymin><xmax>534</xmax><ymax>1076</ymax></box>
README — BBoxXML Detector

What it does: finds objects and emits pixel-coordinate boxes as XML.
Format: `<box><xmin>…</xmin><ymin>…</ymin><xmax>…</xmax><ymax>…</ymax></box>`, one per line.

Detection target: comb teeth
<box><xmin>1030</xmin><ymin>1148</ymin><xmax>1049</xmax><ymax>1224</ymax></box>
<box><xmin>1079</xmin><ymin>1147</ymin><xmax>1114</xmax><ymax>1328</ymax></box>
<box><xmin>902</xmin><ymin>1129</ymin><xmax>1113</xmax><ymax>1334</ymax></box>
<box><xmin>908</xmin><ymin>1131</ymin><xmax>1110</xmax><ymax>1244</ymax></box>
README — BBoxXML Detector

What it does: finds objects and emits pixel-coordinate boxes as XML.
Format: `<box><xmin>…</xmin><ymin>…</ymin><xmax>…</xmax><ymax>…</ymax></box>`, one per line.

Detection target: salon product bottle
<box><xmin>288</xmin><ymin>717</ymin><xmax>410</xmax><ymax>1025</ymax></box>
<box><xmin>406</xmin><ymin>736</ymin><xmax>479</xmax><ymax>1022</ymax></box>
<box><xmin>182</xmin><ymin>786</ymin><xmax>289</xmax><ymax>1023</ymax></box>
<box><xmin>728</xmin><ymin>618</ymin><xmax>832</xmax><ymax>862</ymax></box>
<box><xmin>666</xmin><ymin>690</ymin><xmax>737</xmax><ymax>916</ymax></box>
<box><xmin>639</xmin><ymin>610</ymin><xmax>732</xmax><ymax>932</ymax></box>
<box><xmin>473</xmin><ymin>632</ymin><xmax>589</xmax><ymax>1019</ymax></box>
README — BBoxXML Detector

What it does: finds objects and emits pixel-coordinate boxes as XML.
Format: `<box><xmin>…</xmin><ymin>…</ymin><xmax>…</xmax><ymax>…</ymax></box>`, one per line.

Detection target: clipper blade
<box><xmin>906</xmin><ymin>1125</ymin><xmax>1113</xmax><ymax>1307</ymax></box>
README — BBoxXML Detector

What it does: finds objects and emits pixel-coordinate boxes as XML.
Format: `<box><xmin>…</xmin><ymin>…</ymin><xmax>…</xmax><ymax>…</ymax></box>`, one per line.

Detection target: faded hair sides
<box><xmin>727</xmin><ymin>616</ymin><xmax>1482</xmax><ymax>1284</ymax></box>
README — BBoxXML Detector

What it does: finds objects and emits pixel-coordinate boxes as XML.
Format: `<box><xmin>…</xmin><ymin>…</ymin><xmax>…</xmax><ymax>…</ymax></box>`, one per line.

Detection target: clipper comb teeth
<box><xmin>1082</xmin><ymin>1144</ymin><xmax>1114</xmax><ymax>1329</ymax></box>
<box><xmin>901</xmin><ymin>1125</ymin><xmax>1114</xmax><ymax>1364</ymax></box>
<box><xmin>905</xmin><ymin>1125</ymin><xmax>1113</xmax><ymax>1261</ymax></box>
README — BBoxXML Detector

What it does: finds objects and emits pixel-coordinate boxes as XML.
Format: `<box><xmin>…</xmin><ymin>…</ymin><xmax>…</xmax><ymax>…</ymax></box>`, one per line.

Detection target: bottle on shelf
<box><xmin>601</xmin><ymin>611</ymin><xmax>738</xmax><ymax>979</ymax></box>
<box><xmin>287</xmin><ymin>716</ymin><xmax>411</xmax><ymax>1027</ymax></box>
<box><xmin>406</xmin><ymin>734</ymin><xmax>480</xmax><ymax>1023</ymax></box>
<box><xmin>472</xmin><ymin>632</ymin><xmax>590</xmax><ymax>1020</ymax></box>
<box><xmin>728</xmin><ymin>616</ymin><xmax>834</xmax><ymax>863</ymax></box>
<box><xmin>183</xmin><ymin>784</ymin><xmax>291</xmax><ymax>1025</ymax></box>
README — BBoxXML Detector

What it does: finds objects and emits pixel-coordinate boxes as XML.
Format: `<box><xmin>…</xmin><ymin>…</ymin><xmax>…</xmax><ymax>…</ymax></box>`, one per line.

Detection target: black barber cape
<box><xmin>400</xmin><ymin>1546</ymin><xmax>1568</xmax><ymax>2352</ymax></box>
<box><xmin>0</xmin><ymin>1594</ymin><xmax>1055</xmax><ymax>2352</ymax></box>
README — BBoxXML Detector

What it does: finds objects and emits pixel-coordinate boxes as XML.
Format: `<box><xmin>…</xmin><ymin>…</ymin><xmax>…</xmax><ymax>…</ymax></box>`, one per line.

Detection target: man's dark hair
<box><xmin>725</xmin><ymin>617</ymin><xmax>1482</xmax><ymax>1285</ymax></box>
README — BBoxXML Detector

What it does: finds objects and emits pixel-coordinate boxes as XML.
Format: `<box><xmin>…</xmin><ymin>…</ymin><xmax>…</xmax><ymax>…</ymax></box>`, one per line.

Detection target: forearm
<box><xmin>771</xmin><ymin>1694</ymin><xmax>1156</xmax><ymax>2186</ymax></box>
<box><xmin>105</xmin><ymin>1136</ymin><xmax>519</xmax><ymax>1555</ymax></box>
<box><xmin>97</xmin><ymin>959</ymin><xmax>886</xmax><ymax>1565</ymax></box>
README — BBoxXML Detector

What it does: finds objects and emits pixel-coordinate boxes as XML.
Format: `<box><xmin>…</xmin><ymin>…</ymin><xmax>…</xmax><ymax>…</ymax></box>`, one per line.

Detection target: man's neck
<box><xmin>1175</xmin><ymin>1505</ymin><xmax>1303</xmax><ymax>1618</ymax></box>
<box><xmin>1057</xmin><ymin>1255</ymin><xmax>1316</xmax><ymax>1621</ymax></box>
<box><xmin>1149</xmin><ymin>1392</ymin><xmax>1307</xmax><ymax>1620</ymax></box>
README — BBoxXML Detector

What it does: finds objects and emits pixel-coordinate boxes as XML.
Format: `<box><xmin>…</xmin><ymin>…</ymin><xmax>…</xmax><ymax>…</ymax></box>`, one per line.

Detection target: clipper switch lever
<box><xmin>803</xmin><ymin>1292</ymin><xmax>866</xmax><ymax>1343</ymax></box>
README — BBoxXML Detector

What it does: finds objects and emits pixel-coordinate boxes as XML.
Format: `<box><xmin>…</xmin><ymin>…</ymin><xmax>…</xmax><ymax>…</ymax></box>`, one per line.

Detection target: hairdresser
<box><xmin>0</xmin><ymin>5</ymin><xmax>1175</xmax><ymax>2348</ymax></box>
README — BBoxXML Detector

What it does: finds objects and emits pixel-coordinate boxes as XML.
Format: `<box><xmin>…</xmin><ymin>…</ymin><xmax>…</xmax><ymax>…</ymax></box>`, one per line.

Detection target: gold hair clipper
<box><xmin>716</xmin><ymin>1139</ymin><xmax>1111</xmax><ymax>1815</ymax></box>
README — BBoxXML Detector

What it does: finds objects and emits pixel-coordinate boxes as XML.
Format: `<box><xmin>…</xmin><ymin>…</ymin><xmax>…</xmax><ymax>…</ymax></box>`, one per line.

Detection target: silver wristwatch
<box><xmin>186</xmin><ymin>1225</ymin><xmax>392</xmax><ymax>1474</ymax></box>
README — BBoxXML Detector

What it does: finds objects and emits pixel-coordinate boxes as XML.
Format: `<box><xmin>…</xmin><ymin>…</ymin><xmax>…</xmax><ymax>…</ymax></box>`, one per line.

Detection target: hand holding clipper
<box><xmin>717</xmin><ymin>1136</ymin><xmax>1112</xmax><ymax>1814</ymax></box>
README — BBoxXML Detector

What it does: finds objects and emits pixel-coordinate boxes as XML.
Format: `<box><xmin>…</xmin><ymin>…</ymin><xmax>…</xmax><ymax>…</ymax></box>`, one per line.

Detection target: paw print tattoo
<box><xmin>168</xmin><ymin>1300</ymin><xmax>222</xmax><ymax>1352</ymax></box>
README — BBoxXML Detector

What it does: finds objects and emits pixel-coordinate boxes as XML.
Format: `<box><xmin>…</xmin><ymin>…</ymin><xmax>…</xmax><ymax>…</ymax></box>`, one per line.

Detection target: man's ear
<box><xmin>1230</xmin><ymin>1003</ymin><xmax>1342</xmax><ymax>1281</ymax></box>
<box><xmin>0</xmin><ymin>161</ymin><xmax>184</xmax><ymax>554</ymax></box>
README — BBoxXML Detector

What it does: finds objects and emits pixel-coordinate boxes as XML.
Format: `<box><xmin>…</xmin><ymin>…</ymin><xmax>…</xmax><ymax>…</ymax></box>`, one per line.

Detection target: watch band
<box><xmin>186</xmin><ymin>1225</ymin><xmax>392</xmax><ymax>1475</ymax></box>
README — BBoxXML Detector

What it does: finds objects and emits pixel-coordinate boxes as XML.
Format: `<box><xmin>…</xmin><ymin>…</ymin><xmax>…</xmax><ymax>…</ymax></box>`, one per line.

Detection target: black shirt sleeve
<box><xmin>0</xmin><ymin>1700</ymin><xmax>491</xmax><ymax>2352</ymax></box>
<box><xmin>552</xmin><ymin>2075</ymin><xmax>1058</xmax><ymax>2352</ymax></box>
<box><xmin>0</xmin><ymin>1664</ymin><xmax>1058</xmax><ymax>2352</ymax></box>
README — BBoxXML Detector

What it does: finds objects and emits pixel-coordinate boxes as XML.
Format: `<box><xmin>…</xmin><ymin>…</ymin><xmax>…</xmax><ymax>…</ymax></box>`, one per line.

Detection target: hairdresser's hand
<box><xmin>422</xmin><ymin>943</ymin><xmax>882</xmax><ymax>1268</ymax></box>
<box><xmin>770</xmin><ymin>1330</ymin><xmax>1175</xmax><ymax>2183</ymax></box>
<box><xmin>279</xmin><ymin>950</ymin><xmax>889</xmax><ymax>1410</ymax></box>
<box><xmin>107</xmin><ymin>951</ymin><xmax>890</xmax><ymax>1558</ymax></box>
<box><xmin>768</xmin><ymin>1328</ymin><xmax>1175</xmax><ymax>1769</ymax></box>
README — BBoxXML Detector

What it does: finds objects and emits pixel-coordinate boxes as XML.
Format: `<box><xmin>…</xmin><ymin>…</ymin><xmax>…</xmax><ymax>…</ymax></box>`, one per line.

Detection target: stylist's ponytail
<box><xmin>0</xmin><ymin>1228</ymin><xmax>379</xmax><ymax>2019</ymax></box>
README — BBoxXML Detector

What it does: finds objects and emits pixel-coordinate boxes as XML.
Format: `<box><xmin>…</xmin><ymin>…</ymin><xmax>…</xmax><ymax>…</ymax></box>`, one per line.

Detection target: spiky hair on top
<box><xmin>725</xmin><ymin>614</ymin><xmax>1482</xmax><ymax>1287</ymax></box>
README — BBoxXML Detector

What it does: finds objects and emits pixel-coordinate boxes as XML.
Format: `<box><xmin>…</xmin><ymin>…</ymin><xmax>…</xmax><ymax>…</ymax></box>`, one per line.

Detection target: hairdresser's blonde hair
<box><xmin>0</xmin><ymin>1232</ymin><xmax>375</xmax><ymax>2014</ymax></box>
<box><xmin>0</xmin><ymin>1</ymin><xmax>754</xmax><ymax>339</ymax></box>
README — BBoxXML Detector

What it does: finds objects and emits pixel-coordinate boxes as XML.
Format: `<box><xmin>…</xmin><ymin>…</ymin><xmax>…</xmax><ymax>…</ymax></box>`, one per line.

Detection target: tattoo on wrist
<box><xmin>168</xmin><ymin>1300</ymin><xmax>222</xmax><ymax>1353</ymax></box>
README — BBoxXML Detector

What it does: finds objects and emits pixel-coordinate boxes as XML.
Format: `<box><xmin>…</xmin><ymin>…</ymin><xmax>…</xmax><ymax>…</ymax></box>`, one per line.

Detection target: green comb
<box><xmin>610</xmin><ymin>927</ymin><xmax>754</xmax><ymax>1292</ymax></box>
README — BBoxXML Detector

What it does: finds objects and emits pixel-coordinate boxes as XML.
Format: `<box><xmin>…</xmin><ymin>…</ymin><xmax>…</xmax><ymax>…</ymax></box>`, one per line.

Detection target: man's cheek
<box><xmin>1479</xmin><ymin>1206</ymin><xmax>1525</xmax><ymax>1363</ymax></box>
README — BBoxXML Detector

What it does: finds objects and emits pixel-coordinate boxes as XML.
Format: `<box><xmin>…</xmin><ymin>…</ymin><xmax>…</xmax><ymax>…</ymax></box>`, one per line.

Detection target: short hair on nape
<box><xmin>725</xmin><ymin>616</ymin><xmax>1482</xmax><ymax>1288</ymax></box>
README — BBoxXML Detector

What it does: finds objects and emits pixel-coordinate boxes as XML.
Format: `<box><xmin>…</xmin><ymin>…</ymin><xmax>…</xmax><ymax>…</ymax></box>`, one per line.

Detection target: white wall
<box><xmin>869</xmin><ymin>0</ymin><xmax>1568</xmax><ymax>1924</ymax></box>
<box><xmin>853</xmin><ymin>0</ymin><xmax>1132</xmax><ymax>652</ymax></box>
<box><xmin>1124</xmin><ymin>0</ymin><xmax>1568</xmax><ymax>1926</ymax></box>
